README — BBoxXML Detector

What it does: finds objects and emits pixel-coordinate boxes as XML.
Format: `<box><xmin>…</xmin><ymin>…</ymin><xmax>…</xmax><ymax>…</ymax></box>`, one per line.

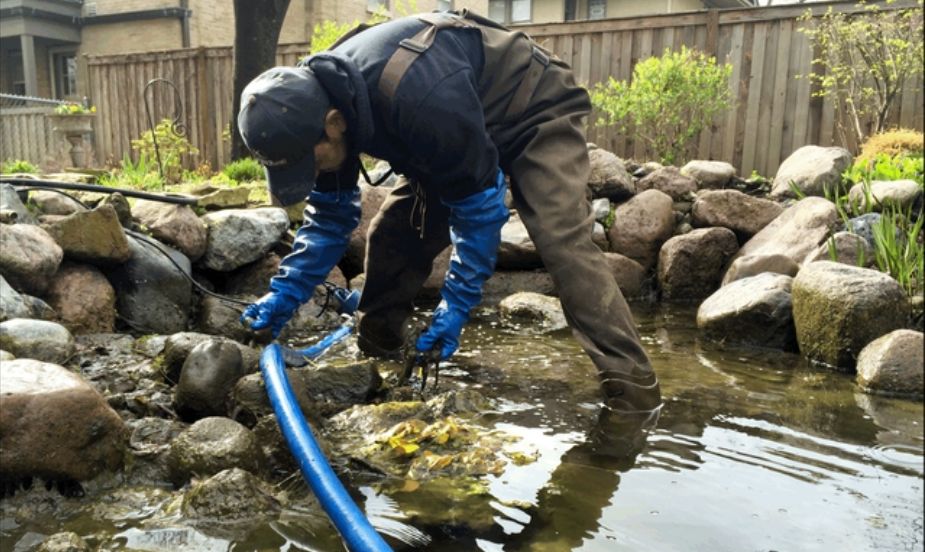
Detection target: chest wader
<box><xmin>358</xmin><ymin>12</ymin><xmax>661</xmax><ymax>412</ymax></box>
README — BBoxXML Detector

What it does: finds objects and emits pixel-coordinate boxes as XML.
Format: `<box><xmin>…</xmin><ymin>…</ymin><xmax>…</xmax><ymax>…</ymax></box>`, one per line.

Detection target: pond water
<box><xmin>2</xmin><ymin>305</ymin><xmax>922</xmax><ymax>551</ymax></box>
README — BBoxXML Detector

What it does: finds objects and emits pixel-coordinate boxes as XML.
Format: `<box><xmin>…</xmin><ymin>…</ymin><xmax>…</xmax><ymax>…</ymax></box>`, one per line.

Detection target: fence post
<box><xmin>705</xmin><ymin>9</ymin><xmax>720</xmax><ymax>59</ymax></box>
<box><xmin>195</xmin><ymin>47</ymin><xmax>214</xmax><ymax>169</ymax></box>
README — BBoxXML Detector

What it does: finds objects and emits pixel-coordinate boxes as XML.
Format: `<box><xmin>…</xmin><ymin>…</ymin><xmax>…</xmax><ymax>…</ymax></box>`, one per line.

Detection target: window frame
<box><xmin>489</xmin><ymin>0</ymin><xmax>532</xmax><ymax>24</ymax></box>
<box><xmin>48</xmin><ymin>46</ymin><xmax>79</xmax><ymax>100</ymax></box>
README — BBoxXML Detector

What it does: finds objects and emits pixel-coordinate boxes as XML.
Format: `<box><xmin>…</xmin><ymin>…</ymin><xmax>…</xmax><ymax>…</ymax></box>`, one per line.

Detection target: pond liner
<box><xmin>260</xmin><ymin>341</ymin><xmax>392</xmax><ymax>552</ymax></box>
<box><xmin>2</xmin><ymin>177</ymin><xmax>198</xmax><ymax>205</ymax></box>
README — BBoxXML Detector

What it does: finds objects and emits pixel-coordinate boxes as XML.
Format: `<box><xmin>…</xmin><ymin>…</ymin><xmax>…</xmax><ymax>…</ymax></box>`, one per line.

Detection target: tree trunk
<box><xmin>230</xmin><ymin>0</ymin><xmax>292</xmax><ymax>161</ymax></box>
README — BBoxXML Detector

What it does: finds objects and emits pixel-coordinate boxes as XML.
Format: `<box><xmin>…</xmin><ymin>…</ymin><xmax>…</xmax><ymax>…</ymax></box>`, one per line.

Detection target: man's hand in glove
<box><xmin>241</xmin><ymin>292</ymin><xmax>301</xmax><ymax>338</ymax></box>
<box><xmin>416</xmin><ymin>302</ymin><xmax>468</xmax><ymax>360</ymax></box>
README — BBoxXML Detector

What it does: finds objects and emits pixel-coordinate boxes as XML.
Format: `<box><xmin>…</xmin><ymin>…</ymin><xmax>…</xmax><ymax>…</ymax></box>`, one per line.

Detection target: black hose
<box><xmin>2</xmin><ymin>178</ymin><xmax>198</xmax><ymax>205</ymax></box>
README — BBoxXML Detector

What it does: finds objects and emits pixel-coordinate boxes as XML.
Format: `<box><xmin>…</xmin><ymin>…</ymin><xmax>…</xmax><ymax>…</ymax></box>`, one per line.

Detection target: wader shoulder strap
<box><xmin>378</xmin><ymin>12</ymin><xmax>473</xmax><ymax>103</ymax></box>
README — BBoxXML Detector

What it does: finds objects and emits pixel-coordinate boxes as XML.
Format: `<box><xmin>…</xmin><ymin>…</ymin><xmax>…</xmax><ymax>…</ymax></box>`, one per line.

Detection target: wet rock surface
<box><xmin>856</xmin><ymin>329</ymin><xmax>924</xmax><ymax>398</ymax></box>
<box><xmin>0</xmin><ymin>319</ymin><xmax>75</xmax><ymax>364</ymax></box>
<box><xmin>167</xmin><ymin>417</ymin><xmax>263</xmax><ymax>483</ymax></box>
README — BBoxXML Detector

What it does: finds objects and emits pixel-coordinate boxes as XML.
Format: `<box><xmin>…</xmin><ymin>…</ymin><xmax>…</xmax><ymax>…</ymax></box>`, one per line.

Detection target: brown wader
<box><xmin>357</xmin><ymin>11</ymin><xmax>661</xmax><ymax>412</ymax></box>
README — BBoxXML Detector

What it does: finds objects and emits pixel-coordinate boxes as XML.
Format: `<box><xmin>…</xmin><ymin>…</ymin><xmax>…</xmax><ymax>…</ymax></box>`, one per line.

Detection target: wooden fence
<box><xmin>0</xmin><ymin>107</ymin><xmax>60</xmax><ymax>168</ymax></box>
<box><xmin>81</xmin><ymin>0</ymin><xmax>923</xmax><ymax>177</ymax></box>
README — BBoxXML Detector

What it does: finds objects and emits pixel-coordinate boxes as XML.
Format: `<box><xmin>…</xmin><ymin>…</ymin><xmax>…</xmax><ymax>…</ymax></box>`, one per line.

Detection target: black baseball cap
<box><xmin>238</xmin><ymin>66</ymin><xmax>331</xmax><ymax>205</ymax></box>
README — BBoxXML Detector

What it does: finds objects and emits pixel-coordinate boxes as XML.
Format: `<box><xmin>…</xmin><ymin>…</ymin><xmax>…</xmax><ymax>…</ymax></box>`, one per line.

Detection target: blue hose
<box><xmin>260</xmin><ymin>343</ymin><xmax>393</xmax><ymax>552</ymax></box>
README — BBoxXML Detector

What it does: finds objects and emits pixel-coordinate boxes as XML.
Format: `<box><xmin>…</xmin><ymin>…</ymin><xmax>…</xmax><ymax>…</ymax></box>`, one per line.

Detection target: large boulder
<box><xmin>498</xmin><ymin>292</ymin><xmax>567</xmax><ymax>332</ymax></box>
<box><xmin>132</xmin><ymin>200</ymin><xmax>208</xmax><ymax>261</ymax></box>
<box><xmin>608</xmin><ymin>189</ymin><xmax>675</xmax><ymax>270</ymax></box>
<box><xmin>847</xmin><ymin>180</ymin><xmax>923</xmax><ymax>213</ymax></box>
<box><xmin>658</xmin><ymin>227</ymin><xmax>739</xmax><ymax>302</ymax></box>
<box><xmin>168</xmin><ymin>417</ymin><xmax>263</xmax><ymax>483</ymax></box>
<box><xmin>856</xmin><ymin>329</ymin><xmax>923</xmax><ymax>398</ymax></box>
<box><xmin>697</xmin><ymin>273</ymin><xmax>796</xmax><ymax>350</ymax></box>
<box><xmin>175</xmin><ymin>340</ymin><xmax>244</xmax><ymax>421</ymax></box>
<box><xmin>636</xmin><ymin>167</ymin><xmax>698</xmax><ymax>200</ymax></box>
<box><xmin>0</xmin><ymin>359</ymin><xmax>126</xmax><ymax>481</ymax></box>
<box><xmin>497</xmin><ymin>211</ymin><xmax>541</xmax><ymax>269</ymax></box>
<box><xmin>771</xmin><ymin>145</ymin><xmax>852</xmax><ymax>199</ymax></box>
<box><xmin>723</xmin><ymin>197</ymin><xmax>838</xmax><ymax>283</ymax></box>
<box><xmin>0</xmin><ymin>222</ymin><xmax>63</xmax><ymax>295</ymax></box>
<box><xmin>792</xmin><ymin>261</ymin><xmax>910</xmax><ymax>369</ymax></box>
<box><xmin>0</xmin><ymin>319</ymin><xmax>74</xmax><ymax>364</ymax></box>
<box><xmin>201</xmin><ymin>207</ymin><xmax>289</xmax><ymax>271</ymax></box>
<box><xmin>587</xmin><ymin>149</ymin><xmax>635</xmax><ymax>200</ymax></box>
<box><xmin>680</xmin><ymin>160</ymin><xmax>736</xmax><ymax>189</ymax></box>
<box><xmin>44</xmin><ymin>262</ymin><xmax>117</xmax><ymax>334</ymax></box>
<box><xmin>691</xmin><ymin>190</ymin><xmax>784</xmax><ymax>240</ymax></box>
<box><xmin>105</xmin><ymin>235</ymin><xmax>192</xmax><ymax>334</ymax></box>
<box><xmin>42</xmin><ymin>204</ymin><xmax>132</xmax><ymax>265</ymax></box>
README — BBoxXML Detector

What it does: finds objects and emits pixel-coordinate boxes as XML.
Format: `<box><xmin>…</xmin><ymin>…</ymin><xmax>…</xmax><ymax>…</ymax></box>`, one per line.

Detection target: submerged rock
<box><xmin>0</xmin><ymin>319</ymin><xmax>74</xmax><ymax>364</ymax></box>
<box><xmin>0</xmin><ymin>359</ymin><xmax>126</xmax><ymax>481</ymax></box>
<box><xmin>498</xmin><ymin>291</ymin><xmax>567</xmax><ymax>332</ymax></box>
<box><xmin>181</xmin><ymin>467</ymin><xmax>280</xmax><ymax>521</ymax></box>
<box><xmin>36</xmin><ymin>532</ymin><xmax>90</xmax><ymax>552</ymax></box>
<box><xmin>168</xmin><ymin>417</ymin><xmax>263</xmax><ymax>483</ymax></box>
<box><xmin>856</xmin><ymin>329</ymin><xmax>923</xmax><ymax>399</ymax></box>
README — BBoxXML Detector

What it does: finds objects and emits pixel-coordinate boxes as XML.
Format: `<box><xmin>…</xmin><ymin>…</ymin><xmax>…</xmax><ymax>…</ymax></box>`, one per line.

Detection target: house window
<box><xmin>368</xmin><ymin>0</ymin><xmax>388</xmax><ymax>12</ymax></box>
<box><xmin>588</xmin><ymin>0</ymin><xmax>606</xmax><ymax>20</ymax></box>
<box><xmin>52</xmin><ymin>51</ymin><xmax>78</xmax><ymax>99</ymax></box>
<box><xmin>437</xmin><ymin>0</ymin><xmax>453</xmax><ymax>11</ymax></box>
<box><xmin>564</xmin><ymin>0</ymin><xmax>578</xmax><ymax>21</ymax></box>
<box><xmin>488</xmin><ymin>0</ymin><xmax>531</xmax><ymax>24</ymax></box>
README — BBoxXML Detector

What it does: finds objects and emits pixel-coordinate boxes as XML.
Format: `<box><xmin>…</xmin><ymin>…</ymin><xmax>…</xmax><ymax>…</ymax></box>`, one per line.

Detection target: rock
<box><xmin>658</xmin><ymin>227</ymin><xmax>739</xmax><ymax>302</ymax></box>
<box><xmin>722</xmin><ymin>253</ymin><xmax>802</xmax><ymax>286</ymax></box>
<box><xmin>592</xmin><ymin>198</ymin><xmax>611</xmax><ymax>222</ymax></box>
<box><xmin>803</xmin><ymin>231</ymin><xmax>875</xmax><ymax>267</ymax></box>
<box><xmin>101</xmin><ymin>192</ymin><xmax>133</xmax><ymax>228</ymax></box>
<box><xmin>587</xmin><ymin>149</ymin><xmax>635</xmax><ymax>200</ymax></box>
<box><xmin>175</xmin><ymin>340</ymin><xmax>244</xmax><ymax>421</ymax></box>
<box><xmin>195</xmin><ymin>186</ymin><xmax>251</xmax><ymax>210</ymax></box>
<box><xmin>592</xmin><ymin>221</ymin><xmax>609</xmax><ymax>251</ymax></box>
<box><xmin>181</xmin><ymin>468</ymin><xmax>280</xmax><ymax>521</ymax></box>
<box><xmin>42</xmin><ymin>204</ymin><xmax>132</xmax><ymax>265</ymax></box>
<box><xmin>792</xmin><ymin>261</ymin><xmax>910</xmax><ymax>369</ymax></box>
<box><xmin>0</xmin><ymin>222</ymin><xmax>63</xmax><ymax>295</ymax></box>
<box><xmin>723</xmin><ymin>197</ymin><xmax>838</xmax><ymax>283</ymax></box>
<box><xmin>856</xmin><ymin>329</ymin><xmax>923</xmax><ymax>398</ymax></box>
<box><xmin>36</xmin><ymin>532</ymin><xmax>90</xmax><ymax>552</ymax></box>
<box><xmin>29</xmin><ymin>190</ymin><xmax>87</xmax><ymax>216</ymax></box>
<box><xmin>602</xmin><ymin>252</ymin><xmax>649</xmax><ymax>299</ymax></box>
<box><xmin>0</xmin><ymin>275</ymin><xmax>32</xmax><ymax>321</ymax></box>
<box><xmin>846</xmin><ymin>212</ymin><xmax>882</xmax><ymax>247</ymax></box>
<box><xmin>161</xmin><ymin>332</ymin><xmax>259</xmax><ymax>383</ymax></box>
<box><xmin>168</xmin><ymin>417</ymin><xmax>263</xmax><ymax>483</ymax></box>
<box><xmin>195</xmin><ymin>295</ymin><xmax>252</xmax><ymax>343</ymax></box>
<box><xmin>697</xmin><ymin>273</ymin><xmax>796</xmax><ymax>350</ymax></box>
<box><xmin>0</xmin><ymin>350</ymin><xmax>13</xmax><ymax>361</ymax></box>
<box><xmin>132</xmin><ymin>200</ymin><xmax>208</xmax><ymax>261</ymax></box>
<box><xmin>0</xmin><ymin>319</ymin><xmax>74</xmax><ymax>363</ymax></box>
<box><xmin>1</xmin><ymin>183</ymin><xmax>38</xmax><ymax>224</ymax></box>
<box><xmin>224</xmin><ymin>253</ymin><xmax>282</xmax><ymax>296</ymax></box>
<box><xmin>680</xmin><ymin>160</ymin><xmax>736</xmax><ymax>189</ymax></box>
<box><xmin>498</xmin><ymin>292</ymin><xmax>567</xmax><ymax>332</ymax></box>
<box><xmin>44</xmin><ymin>263</ymin><xmax>117</xmax><ymax>334</ymax></box>
<box><xmin>636</xmin><ymin>167</ymin><xmax>698</xmax><ymax>200</ymax></box>
<box><xmin>691</xmin><ymin>189</ymin><xmax>784</xmax><ymax>240</ymax></box>
<box><xmin>105</xmin><ymin>235</ymin><xmax>192</xmax><ymax>334</ymax></box>
<box><xmin>847</xmin><ymin>180</ymin><xmax>923</xmax><ymax>213</ymax></box>
<box><xmin>0</xmin><ymin>359</ymin><xmax>126</xmax><ymax>481</ymax></box>
<box><xmin>201</xmin><ymin>208</ymin><xmax>289</xmax><ymax>271</ymax></box>
<box><xmin>608</xmin><ymin>189</ymin><xmax>675</xmax><ymax>270</ymax></box>
<box><xmin>482</xmin><ymin>270</ymin><xmax>556</xmax><ymax>306</ymax></box>
<box><xmin>344</xmin><ymin>182</ymin><xmax>391</xmax><ymax>276</ymax></box>
<box><xmin>125</xmin><ymin>416</ymin><xmax>187</xmax><ymax>485</ymax></box>
<box><xmin>771</xmin><ymin>145</ymin><xmax>852</xmax><ymax>199</ymax></box>
<box><xmin>497</xmin><ymin>211</ymin><xmax>541</xmax><ymax>269</ymax></box>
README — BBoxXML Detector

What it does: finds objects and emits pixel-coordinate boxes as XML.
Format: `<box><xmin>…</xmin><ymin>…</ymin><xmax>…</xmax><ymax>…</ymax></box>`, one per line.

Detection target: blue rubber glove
<box><xmin>417</xmin><ymin>169</ymin><xmax>509</xmax><ymax>360</ymax></box>
<box><xmin>241</xmin><ymin>187</ymin><xmax>361</xmax><ymax>337</ymax></box>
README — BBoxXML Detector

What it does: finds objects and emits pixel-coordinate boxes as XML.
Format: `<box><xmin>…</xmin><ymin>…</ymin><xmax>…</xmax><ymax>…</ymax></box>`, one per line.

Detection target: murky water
<box><xmin>2</xmin><ymin>305</ymin><xmax>922</xmax><ymax>551</ymax></box>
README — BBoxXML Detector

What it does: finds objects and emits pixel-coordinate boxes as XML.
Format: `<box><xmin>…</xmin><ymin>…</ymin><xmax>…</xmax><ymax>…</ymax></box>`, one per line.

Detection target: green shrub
<box><xmin>98</xmin><ymin>153</ymin><xmax>164</xmax><ymax>191</ymax></box>
<box><xmin>222</xmin><ymin>157</ymin><xmax>264</xmax><ymax>183</ymax></box>
<box><xmin>590</xmin><ymin>46</ymin><xmax>732</xmax><ymax>165</ymax></box>
<box><xmin>130</xmin><ymin>119</ymin><xmax>199</xmax><ymax>185</ymax></box>
<box><xmin>1</xmin><ymin>159</ymin><xmax>39</xmax><ymax>174</ymax></box>
<box><xmin>857</xmin><ymin>128</ymin><xmax>924</xmax><ymax>164</ymax></box>
<box><xmin>872</xmin><ymin>207</ymin><xmax>924</xmax><ymax>296</ymax></box>
<box><xmin>845</xmin><ymin>153</ymin><xmax>924</xmax><ymax>186</ymax></box>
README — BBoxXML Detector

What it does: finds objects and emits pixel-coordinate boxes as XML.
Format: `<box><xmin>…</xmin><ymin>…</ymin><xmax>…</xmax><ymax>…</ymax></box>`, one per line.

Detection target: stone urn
<box><xmin>48</xmin><ymin>113</ymin><xmax>95</xmax><ymax>168</ymax></box>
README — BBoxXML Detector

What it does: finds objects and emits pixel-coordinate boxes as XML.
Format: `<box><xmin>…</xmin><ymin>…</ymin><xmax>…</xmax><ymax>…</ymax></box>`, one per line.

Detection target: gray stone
<box><xmin>847</xmin><ymin>180</ymin><xmax>923</xmax><ymax>213</ymax></box>
<box><xmin>603</xmin><ymin>252</ymin><xmax>649</xmax><ymax>299</ymax></box>
<box><xmin>792</xmin><ymin>261</ymin><xmax>910</xmax><ymax>369</ymax></box>
<box><xmin>722</xmin><ymin>253</ymin><xmax>802</xmax><ymax>286</ymax></box>
<box><xmin>29</xmin><ymin>190</ymin><xmax>87</xmax><ymax>216</ymax></box>
<box><xmin>0</xmin><ymin>275</ymin><xmax>31</xmax><ymax>322</ymax></box>
<box><xmin>680</xmin><ymin>160</ymin><xmax>737</xmax><ymax>189</ymax></box>
<box><xmin>0</xmin><ymin>319</ymin><xmax>74</xmax><ymax>363</ymax></box>
<box><xmin>181</xmin><ymin>468</ymin><xmax>281</xmax><ymax>521</ymax></box>
<box><xmin>856</xmin><ymin>329</ymin><xmax>923</xmax><ymax>398</ymax></box>
<box><xmin>0</xmin><ymin>222</ymin><xmax>63</xmax><ymax>295</ymax></box>
<box><xmin>175</xmin><ymin>340</ymin><xmax>244</xmax><ymax>421</ymax></box>
<box><xmin>846</xmin><ymin>212</ymin><xmax>882</xmax><ymax>247</ymax></box>
<box><xmin>498</xmin><ymin>211</ymin><xmax>541</xmax><ymax>269</ymax></box>
<box><xmin>588</xmin><ymin>148</ymin><xmax>635</xmax><ymax>200</ymax></box>
<box><xmin>105</xmin><ymin>235</ymin><xmax>192</xmax><ymax>334</ymax></box>
<box><xmin>0</xmin><ymin>183</ymin><xmax>37</xmax><ymax>224</ymax></box>
<box><xmin>224</xmin><ymin>253</ymin><xmax>282</xmax><ymax>296</ymax></box>
<box><xmin>168</xmin><ymin>417</ymin><xmax>263</xmax><ymax>483</ymax></box>
<box><xmin>658</xmin><ymin>227</ymin><xmax>739</xmax><ymax>302</ymax></box>
<box><xmin>723</xmin><ymin>197</ymin><xmax>838</xmax><ymax>283</ymax></box>
<box><xmin>771</xmin><ymin>145</ymin><xmax>853</xmax><ymax>199</ymax></box>
<box><xmin>608</xmin><ymin>189</ymin><xmax>675</xmax><ymax>270</ymax></box>
<box><xmin>201</xmin><ymin>207</ymin><xmax>289</xmax><ymax>271</ymax></box>
<box><xmin>44</xmin><ymin>262</ymin><xmax>116</xmax><ymax>334</ymax></box>
<box><xmin>195</xmin><ymin>295</ymin><xmax>253</xmax><ymax>343</ymax></box>
<box><xmin>482</xmin><ymin>270</ymin><xmax>556</xmax><ymax>306</ymax></box>
<box><xmin>498</xmin><ymin>292</ymin><xmax>567</xmax><ymax>332</ymax></box>
<box><xmin>636</xmin><ymin>166</ymin><xmax>698</xmax><ymax>200</ymax></box>
<box><xmin>0</xmin><ymin>359</ymin><xmax>126</xmax><ymax>480</ymax></box>
<box><xmin>592</xmin><ymin>198</ymin><xmax>611</xmax><ymax>222</ymax></box>
<box><xmin>132</xmin><ymin>200</ymin><xmax>208</xmax><ymax>261</ymax></box>
<box><xmin>697</xmin><ymin>273</ymin><xmax>796</xmax><ymax>350</ymax></box>
<box><xmin>592</xmin><ymin>221</ymin><xmax>609</xmax><ymax>251</ymax></box>
<box><xmin>692</xmin><ymin>189</ymin><xmax>784</xmax><ymax>239</ymax></box>
<box><xmin>803</xmin><ymin>231</ymin><xmax>875</xmax><ymax>267</ymax></box>
<box><xmin>43</xmin><ymin>204</ymin><xmax>132</xmax><ymax>264</ymax></box>
<box><xmin>161</xmin><ymin>332</ymin><xmax>259</xmax><ymax>383</ymax></box>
